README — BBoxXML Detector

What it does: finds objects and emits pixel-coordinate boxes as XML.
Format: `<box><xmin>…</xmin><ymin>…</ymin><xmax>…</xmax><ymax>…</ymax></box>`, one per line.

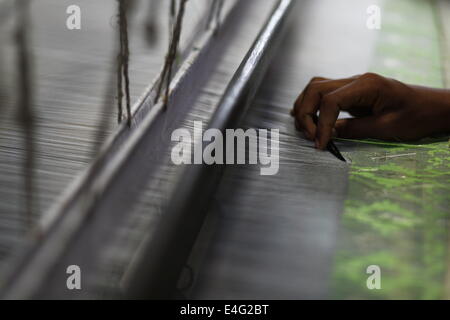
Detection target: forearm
<box><xmin>411</xmin><ymin>86</ymin><xmax>450</xmax><ymax>136</ymax></box>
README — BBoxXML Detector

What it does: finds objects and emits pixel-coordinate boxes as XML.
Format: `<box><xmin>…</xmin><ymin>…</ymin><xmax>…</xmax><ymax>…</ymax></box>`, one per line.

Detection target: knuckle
<box><xmin>360</xmin><ymin>72</ymin><xmax>384</xmax><ymax>85</ymax></box>
<box><xmin>306</xmin><ymin>77</ymin><xmax>326</xmax><ymax>93</ymax></box>
<box><xmin>301</xmin><ymin>83</ymin><xmax>322</xmax><ymax>103</ymax></box>
<box><xmin>307</xmin><ymin>80</ymin><xmax>321</xmax><ymax>92</ymax></box>
<box><xmin>310</xmin><ymin>76</ymin><xmax>325</xmax><ymax>83</ymax></box>
<box><xmin>361</xmin><ymin>72</ymin><xmax>379</xmax><ymax>81</ymax></box>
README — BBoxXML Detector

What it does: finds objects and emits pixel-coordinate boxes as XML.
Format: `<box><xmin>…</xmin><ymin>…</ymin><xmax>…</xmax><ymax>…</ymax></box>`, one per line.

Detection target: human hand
<box><xmin>291</xmin><ymin>73</ymin><xmax>450</xmax><ymax>149</ymax></box>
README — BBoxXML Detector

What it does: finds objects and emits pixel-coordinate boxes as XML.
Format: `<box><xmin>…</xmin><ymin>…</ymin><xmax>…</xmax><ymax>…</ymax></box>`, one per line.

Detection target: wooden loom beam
<box><xmin>126</xmin><ymin>0</ymin><xmax>296</xmax><ymax>299</ymax></box>
<box><xmin>1</xmin><ymin>0</ymin><xmax>294</xmax><ymax>299</ymax></box>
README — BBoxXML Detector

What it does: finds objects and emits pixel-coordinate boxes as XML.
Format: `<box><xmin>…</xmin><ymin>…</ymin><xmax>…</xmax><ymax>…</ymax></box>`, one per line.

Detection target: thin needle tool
<box><xmin>313</xmin><ymin>114</ymin><xmax>346</xmax><ymax>162</ymax></box>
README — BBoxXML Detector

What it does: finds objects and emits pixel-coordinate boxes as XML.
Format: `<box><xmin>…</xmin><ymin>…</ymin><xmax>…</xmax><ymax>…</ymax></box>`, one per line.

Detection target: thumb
<box><xmin>335</xmin><ymin>116</ymin><xmax>390</xmax><ymax>140</ymax></box>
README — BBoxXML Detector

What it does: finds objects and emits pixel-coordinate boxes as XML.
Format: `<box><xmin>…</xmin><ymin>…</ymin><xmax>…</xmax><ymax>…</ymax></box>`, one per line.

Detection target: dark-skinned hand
<box><xmin>291</xmin><ymin>73</ymin><xmax>450</xmax><ymax>149</ymax></box>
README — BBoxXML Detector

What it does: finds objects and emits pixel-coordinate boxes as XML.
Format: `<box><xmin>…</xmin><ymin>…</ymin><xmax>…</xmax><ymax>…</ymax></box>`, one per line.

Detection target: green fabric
<box><xmin>332</xmin><ymin>0</ymin><xmax>450</xmax><ymax>299</ymax></box>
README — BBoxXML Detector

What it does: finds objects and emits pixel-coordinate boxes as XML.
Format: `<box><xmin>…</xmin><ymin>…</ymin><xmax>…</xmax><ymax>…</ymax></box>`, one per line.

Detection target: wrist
<box><xmin>413</xmin><ymin>86</ymin><xmax>450</xmax><ymax>135</ymax></box>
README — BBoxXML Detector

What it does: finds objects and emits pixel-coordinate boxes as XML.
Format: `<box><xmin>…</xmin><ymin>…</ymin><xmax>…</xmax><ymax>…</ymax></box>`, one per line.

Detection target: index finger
<box><xmin>316</xmin><ymin>78</ymin><xmax>379</xmax><ymax>149</ymax></box>
<box><xmin>291</xmin><ymin>77</ymin><xmax>328</xmax><ymax>117</ymax></box>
